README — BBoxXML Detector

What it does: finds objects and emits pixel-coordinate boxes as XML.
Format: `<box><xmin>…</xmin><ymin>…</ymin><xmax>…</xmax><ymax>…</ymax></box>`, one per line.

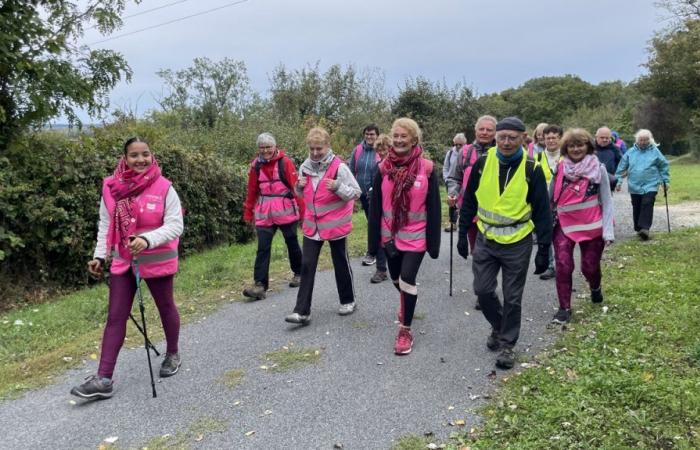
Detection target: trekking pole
<box><xmin>663</xmin><ymin>182</ymin><xmax>671</xmax><ymax>233</ymax></box>
<box><xmin>449</xmin><ymin>206</ymin><xmax>457</xmax><ymax>297</ymax></box>
<box><xmin>132</xmin><ymin>257</ymin><xmax>157</xmax><ymax>398</ymax></box>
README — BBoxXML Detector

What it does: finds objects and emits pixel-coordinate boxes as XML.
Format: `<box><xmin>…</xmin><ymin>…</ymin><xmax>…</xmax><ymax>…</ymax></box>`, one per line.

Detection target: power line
<box><xmin>88</xmin><ymin>0</ymin><xmax>249</xmax><ymax>46</ymax></box>
<box><xmin>87</xmin><ymin>0</ymin><xmax>192</xmax><ymax>30</ymax></box>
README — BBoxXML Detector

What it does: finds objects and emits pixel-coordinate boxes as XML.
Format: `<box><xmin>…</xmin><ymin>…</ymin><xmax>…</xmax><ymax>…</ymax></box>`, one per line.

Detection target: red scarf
<box><xmin>105</xmin><ymin>156</ymin><xmax>162</xmax><ymax>258</ymax></box>
<box><xmin>381</xmin><ymin>146</ymin><xmax>423</xmax><ymax>233</ymax></box>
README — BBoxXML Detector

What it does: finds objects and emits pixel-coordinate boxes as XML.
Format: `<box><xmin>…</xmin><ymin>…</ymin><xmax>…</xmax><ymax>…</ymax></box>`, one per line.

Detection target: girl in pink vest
<box><xmin>242</xmin><ymin>132</ymin><xmax>303</xmax><ymax>300</ymax></box>
<box><xmin>551</xmin><ymin>129</ymin><xmax>614</xmax><ymax>325</ymax></box>
<box><xmin>368</xmin><ymin>118</ymin><xmax>441</xmax><ymax>355</ymax></box>
<box><xmin>284</xmin><ymin>127</ymin><xmax>361</xmax><ymax>325</ymax></box>
<box><xmin>71</xmin><ymin>138</ymin><xmax>184</xmax><ymax>400</ymax></box>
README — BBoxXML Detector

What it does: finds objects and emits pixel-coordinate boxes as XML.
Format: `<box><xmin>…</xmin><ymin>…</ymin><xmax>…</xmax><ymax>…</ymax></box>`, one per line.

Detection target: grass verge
<box><xmin>667</xmin><ymin>162</ymin><xmax>700</xmax><ymax>204</ymax></box>
<box><xmin>398</xmin><ymin>227</ymin><xmax>700</xmax><ymax>449</ymax></box>
<box><xmin>0</xmin><ymin>213</ymin><xmax>367</xmax><ymax>399</ymax></box>
<box><xmin>137</xmin><ymin>416</ymin><xmax>228</xmax><ymax>450</ymax></box>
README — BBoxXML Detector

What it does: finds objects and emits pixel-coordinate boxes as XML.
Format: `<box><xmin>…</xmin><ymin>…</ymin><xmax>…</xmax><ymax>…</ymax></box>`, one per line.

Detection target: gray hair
<box><xmin>256</xmin><ymin>132</ymin><xmax>276</xmax><ymax>147</ymax></box>
<box><xmin>634</xmin><ymin>129</ymin><xmax>657</xmax><ymax>146</ymax></box>
<box><xmin>453</xmin><ymin>133</ymin><xmax>467</xmax><ymax>145</ymax></box>
<box><xmin>475</xmin><ymin>115</ymin><xmax>497</xmax><ymax>128</ymax></box>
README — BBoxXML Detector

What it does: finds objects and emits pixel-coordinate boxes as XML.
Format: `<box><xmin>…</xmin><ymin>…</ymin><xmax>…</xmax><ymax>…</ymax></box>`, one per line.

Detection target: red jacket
<box><xmin>243</xmin><ymin>149</ymin><xmax>304</xmax><ymax>224</ymax></box>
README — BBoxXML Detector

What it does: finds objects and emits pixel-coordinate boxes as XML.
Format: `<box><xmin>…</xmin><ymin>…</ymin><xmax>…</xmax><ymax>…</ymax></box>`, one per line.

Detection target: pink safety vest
<box><xmin>302</xmin><ymin>157</ymin><xmax>354</xmax><ymax>240</ymax></box>
<box><xmin>103</xmin><ymin>176</ymin><xmax>180</xmax><ymax>278</ymax></box>
<box><xmin>457</xmin><ymin>144</ymin><xmax>479</xmax><ymax>208</ymax></box>
<box><xmin>253</xmin><ymin>158</ymin><xmax>299</xmax><ymax>227</ymax></box>
<box><xmin>351</xmin><ymin>143</ymin><xmax>381</xmax><ymax>175</ymax></box>
<box><xmin>380</xmin><ymin>159</ymin><xmax>433</xmax><ymax>252</ymax></box>
<box><xmin>552</xmin><ymin>161</ymin><xmax>603</xmax><ymax>242</ymax></box>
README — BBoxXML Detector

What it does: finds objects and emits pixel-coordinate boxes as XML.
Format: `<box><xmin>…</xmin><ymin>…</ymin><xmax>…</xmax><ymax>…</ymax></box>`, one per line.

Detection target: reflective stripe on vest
<box><xmin>302</xmin><ymin>157</ymin><xmax>354</xmax><ymax>240</ymax></box>
<box><xmin>475</xmin><ymin>147</ymin><xmax>534</xmax><ymax>244</ymax></box>
<box><xmin>380</xmin><ymin>157</ymin><xmax>432</xmax><ymax>252</ymax></box>
<box><xmin>553</xmin><ymin>161</ymin><xmax>603</xmax><ymax>242</ymax></box>
<box><xmin>254</xmin><ymin>157</ymin><xmax>299</xmax><ymax>227</ymax></box>
<box><xmin>112</xmin><ymin>249</ymin><xmax>178</xmax><ymax>264</ymax></box>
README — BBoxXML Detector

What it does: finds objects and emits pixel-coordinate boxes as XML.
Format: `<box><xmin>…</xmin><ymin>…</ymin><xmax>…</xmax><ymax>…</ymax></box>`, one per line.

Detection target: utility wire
<box><xmin>87</xmin><ymin>0</ymin><xmax>192</xmax><ymax>30</ymax></box>
<box><xmin>88</xmin><ymin>0</ymin><xmax>248</xmax><ymax>45</ymax></box>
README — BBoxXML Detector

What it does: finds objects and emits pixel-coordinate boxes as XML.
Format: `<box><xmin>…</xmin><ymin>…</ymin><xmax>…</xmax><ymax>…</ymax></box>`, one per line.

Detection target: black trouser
<box><xmin>630</xmin><ymin>192</ymin><xmax>657</xmax><ymax>232</ymax></box>
<box><xmin>471</xmin><ymin>232</ymin><xmax>533</xmax><ymax>349</ymax></box>
<box><xmin>387</xmin><ymin>250</ymin><xmax>425</xmax><ymax>327</ymax></box>
<box><xmin>254</xmin><ymin>222</ymin><xmax>302</xmax><ymax>289</ymax></box>
<box><xmin>293</xmin><ymin>236</ymin><xmax>355</xmax><ymax>315</ymax></box>
<box><xmin>360</xmin><ymin>191</ymin><xmax>387</xmax><ymax>272</ymax></box>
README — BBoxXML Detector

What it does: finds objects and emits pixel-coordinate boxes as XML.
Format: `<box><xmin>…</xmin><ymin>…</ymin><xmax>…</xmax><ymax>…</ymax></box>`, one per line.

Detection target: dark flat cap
<box><xmin>496</xmin><ymin>117</ymin><xmax>526</xmax><ymax>132</ymax></box>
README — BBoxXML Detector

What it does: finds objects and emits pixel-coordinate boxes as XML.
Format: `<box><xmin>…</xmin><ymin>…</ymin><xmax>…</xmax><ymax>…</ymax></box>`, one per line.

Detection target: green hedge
<box><xmin>0</xmin><ymin>124</ymin><xmax>252</xmax><ymax>306</ymax></box>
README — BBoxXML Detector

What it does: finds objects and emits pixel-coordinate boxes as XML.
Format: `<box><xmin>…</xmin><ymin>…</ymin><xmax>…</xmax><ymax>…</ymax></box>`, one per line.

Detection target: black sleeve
<box><xmin>367</xmin><ymin>172</ymin><xmax>383</xmax><ymax>256</ymax></box>
<box><xmin>527</xmin><ymin>162</ymin><xmax>553</xmax><ymax>246</ymax></box>
<box><xmin>425</xmin><ymin>168</ymin><xmax>442</xmax><ymax>259</ymax></box>
<box><xmin>458</xmin><ymin>156</ymin><xmax>485</xmax><ymax>239</ymax></box>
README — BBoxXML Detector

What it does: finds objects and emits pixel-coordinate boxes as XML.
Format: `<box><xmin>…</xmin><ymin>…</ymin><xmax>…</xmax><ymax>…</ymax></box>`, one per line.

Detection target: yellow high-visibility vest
<box><xmin>475</xmin><ymin>147</ymin><xmax>535</xmax><ymax>244</ymax></box>
<box><xmin>536</xmin><ymin>150</ymin><xmax>561</xmax><ymax>185</ymax></box>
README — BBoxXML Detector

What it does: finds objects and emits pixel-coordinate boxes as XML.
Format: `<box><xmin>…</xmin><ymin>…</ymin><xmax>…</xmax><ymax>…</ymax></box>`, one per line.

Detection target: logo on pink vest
<box><xmin>102</xmin><ymin>176</ymin><xmax>180</xmax><ymax>278</ymax></box>
<box><xmin>380</xmin><ymin>159</ymin><xmax>432</xmax><ymax>252</ymax></box>
<box><xmin>302</xmin><ymin>157</ymin><xmax>354</xmax><ymax>240</ymax></box>
<box><xmin>553</xmin><ymin>162</ymin><xmax>603</xmax><ymax>243</ymax></box>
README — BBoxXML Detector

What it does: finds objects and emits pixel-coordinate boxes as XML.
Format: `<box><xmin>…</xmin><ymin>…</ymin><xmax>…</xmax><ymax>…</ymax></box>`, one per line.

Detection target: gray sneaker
<box><xmin>285</xmin><ymin>312</ymin><xmax>311</xmax><ymax>324</ymax></box>
<box><xmin>496</xmin><ymin>348</ymin><xmax>515</xmax><ymax>370</ymax></box>
<box><xmin>70</xmin><ymin>375</ymin><xmax>113</xmax><ymax>400</ymax></box>
<box><xmin>370</xmin><ymin>271</ymin><xmax>388</xmax><ymax>284</ymax></box>
<box><xmin>361</xmin><ymin>254</ymin><xmax>376</xmax><ymax>266</ymax></box>
<box><xmin>539</xmin><ymin>268</ymin><xmax>556</xmax><ymax>280</ymax></box>
<box><xmin>160</xmin><ymin>353</ymin><xmax>181</xmax><ymax>378</ymax></box>
<box><xmin>338</xmin><ymin>302</ymin><xmax>356</xmax><ymax>316</ymax></box>
<box><xmin>289</xmin><ymin>274</ymin><xmax>301</xmax><ymax>288</ymax></box>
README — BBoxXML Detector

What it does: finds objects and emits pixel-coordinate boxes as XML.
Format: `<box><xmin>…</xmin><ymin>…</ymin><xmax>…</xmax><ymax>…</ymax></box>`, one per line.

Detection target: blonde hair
<box><xmin>534</xmin><ymin>122</ymin><xmax>549</xmax><ymax>138</ymax></box>
<box><xmin>475</xmin><ymin>115</ymin><xmax>497</xmax><ymax>128</ymax></box>
<box><xmin>374</xmin><ymin>133</ymin><xmax>392</xmax><ymax>150</ymax></box>
<box><xmin>306</xmin><ymin>127</ymin><xmax>331</xmax><ymax>146</ymax></box>
<box><xmin>391</xmin><ymin>117</ymin><xmax>422</xmax><ymax>145</ymax></box>
<box><xmin>634</xmin><ymin>129</ymin><xmax>657</xmax><ymax>146</ymax></box>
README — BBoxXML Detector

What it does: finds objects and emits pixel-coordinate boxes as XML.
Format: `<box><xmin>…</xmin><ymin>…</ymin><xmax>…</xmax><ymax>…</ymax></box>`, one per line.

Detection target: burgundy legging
<box><xmin>553</xmin><ymin>226</ymin><xmax>604</xmax><ymax>310</ymax></box>
<box><xmin>98</xmin><ymin>270</ymin><xmax>180</xmax><ymax>379</ymax></box>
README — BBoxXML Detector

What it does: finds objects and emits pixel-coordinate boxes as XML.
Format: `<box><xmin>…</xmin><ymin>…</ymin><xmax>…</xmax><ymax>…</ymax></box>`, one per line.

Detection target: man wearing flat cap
<box><xmin>456</xmin><ymin>116</ymin><xmax>552</xmax><ymax>370</ymax></box>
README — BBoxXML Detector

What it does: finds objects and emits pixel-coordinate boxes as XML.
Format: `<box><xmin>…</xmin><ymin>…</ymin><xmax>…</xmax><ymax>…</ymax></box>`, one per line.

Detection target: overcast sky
<box><xmin>74</xmin><ymin>0</ymin><xmax>667</xmax><ymax>121</ymax></box>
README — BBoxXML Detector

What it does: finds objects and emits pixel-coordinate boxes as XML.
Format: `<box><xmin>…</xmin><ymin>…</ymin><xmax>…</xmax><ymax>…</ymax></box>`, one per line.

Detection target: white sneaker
<box><xmin>338</xmin><ymin>302</ymin><xmax>356</xmax><ymax>316</ymax></box>
<box><xmin>284</xmin><ymin>312</ymin><xmax>311</xmax><ymax>324</ymax></box>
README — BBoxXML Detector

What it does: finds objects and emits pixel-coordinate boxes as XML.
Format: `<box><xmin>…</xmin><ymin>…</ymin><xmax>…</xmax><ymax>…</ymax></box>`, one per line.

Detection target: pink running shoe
<box><xmin>394</xmin><ymin>327</ymin><xmax>413</xmax><ymax>355</ymax></box>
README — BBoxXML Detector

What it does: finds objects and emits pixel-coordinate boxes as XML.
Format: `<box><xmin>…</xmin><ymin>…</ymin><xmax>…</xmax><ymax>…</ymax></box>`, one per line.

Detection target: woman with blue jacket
<box><xmin>615</xmin><ymin>129</ymin><xmax>670</xmax><ymax>240</ymax></box>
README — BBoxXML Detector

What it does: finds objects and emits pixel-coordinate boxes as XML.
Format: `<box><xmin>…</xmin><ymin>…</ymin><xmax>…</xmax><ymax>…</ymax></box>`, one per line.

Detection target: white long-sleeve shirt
<box><xmin>93</xmin><ymin>186</ymin><xmax>184</xmax><ymax>259</ymax></box>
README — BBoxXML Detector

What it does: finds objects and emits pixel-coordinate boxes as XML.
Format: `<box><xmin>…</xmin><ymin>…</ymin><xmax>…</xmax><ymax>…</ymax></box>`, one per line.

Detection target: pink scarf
<box><xmin>380</xmin><ymin>146</ymin><xmax>423</xmax><ymax>233</ymax></box>
<box><xmin>562</xmin><ymin>154</ymin><xmax>601</xmax><ymax>184</ymax></box>
<box><xmin>105</xmin><ymin>156</ymin><xmax>162</xmax><ymax>258</ymax></box>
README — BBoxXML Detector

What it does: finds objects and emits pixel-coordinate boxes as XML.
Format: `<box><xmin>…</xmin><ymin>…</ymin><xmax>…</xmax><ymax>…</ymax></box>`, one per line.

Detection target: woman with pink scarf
<box><xmin>550</xmin><ymin>129</ymin><xmax>614</xmax><ymax>325</ymax></box>
<box><xmin>71</xmin><ymin>137</ymin><xmax>184</xmax><ymax>400</ymax></box>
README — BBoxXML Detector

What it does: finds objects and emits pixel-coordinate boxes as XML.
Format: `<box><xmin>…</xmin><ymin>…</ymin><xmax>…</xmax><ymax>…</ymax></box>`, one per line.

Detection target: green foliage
<box><xmin>0</xmin><ymin>0</ymin><xmax>137</xmax><ymax>151</ymax></box>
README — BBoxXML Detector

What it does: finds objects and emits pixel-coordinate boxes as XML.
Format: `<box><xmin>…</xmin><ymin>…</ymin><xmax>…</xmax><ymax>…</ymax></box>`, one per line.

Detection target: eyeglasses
<box><xmin>258</xmin><ymin>145</ymin><xmax>274</xmax><ymax>150</ymax></box>
<box><xmin>496</xmin><ymin>135</ymin><xmax>521</xmax><ymax>143</ymax></box>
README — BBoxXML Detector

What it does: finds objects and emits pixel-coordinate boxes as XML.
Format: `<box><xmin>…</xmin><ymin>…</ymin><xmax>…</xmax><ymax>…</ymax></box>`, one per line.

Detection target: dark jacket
<box><xmin>595</xmin><ymin>143</ymin><xmax>622</xmax><ymax>190</ymax></box>
<box><xmin>368</xmin><ymin>164</ymin><xmax>441</xmax><ymax>259</ymax></box>
<box><xmin>459</xmin><ymin>152</ymin><xmax>552</xmax><ymax>246</ymax></box>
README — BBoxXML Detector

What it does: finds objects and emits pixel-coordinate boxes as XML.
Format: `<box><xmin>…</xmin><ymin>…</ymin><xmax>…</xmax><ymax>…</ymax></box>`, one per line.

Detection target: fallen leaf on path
<box><xmin>487</xmin><ymin>370</ymin><xmax>497</xmax><ymax>380</ymax></box>
<box><xmin>245</xmin><ymin>430</ymin><xmax>255</xmax><ymax>437</ymax></box>
<box><xmin>195</xmin><ymin>434</ymin><xmax>204</xmax><ymax>442</ymax></box>
<box><xmin>103</xmin><ymin>436</ymin><xmax>118</xmax><ymax>444</ymax></box>
<box><xmin>62</xmin><ymin>356</ymin><xmax>72</xmax><ymax>362</ymax></box>
<box><xmin>447</xmin><ymin>406</ymin><xmax>455</xmax><ymax>410</ymax></box>
<box><xmin>454</xmin><ymin>419</ymin><xmax>466</xmax><ymax>426</ymax></box>
<box><xmin>642</xmin><ymin>372</ymin><xmax>654</xmax><ymax>382</ymax></box>
<box><xmin>90</xmin><ymin>353</ymin><xmax>97</xmax><ymax>360</ymax></box>
<box><xmin>333</xmin><ymin>443</ymin><xmax>344</xmax><ymax>449</ymax></box>
<box><xmin>427</xmin><ymin>444</ymin><xmax>438</xmax><ymax>449</ymax></box>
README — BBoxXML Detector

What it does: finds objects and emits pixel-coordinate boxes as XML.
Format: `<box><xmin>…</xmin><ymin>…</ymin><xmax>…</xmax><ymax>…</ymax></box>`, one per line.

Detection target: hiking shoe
<box><xmin>551</xmin><ymin>308</ymin><xmax>571</xmax><ymax>324</ymax></box>
<box><xmin>394</xmin><ymin>327</ymin><xmax>413</xmax><ymax>355</ymax></box>
<box><xmin>70</xmin><ymin>375</ymin><xmax>113</xmax><ymax>400</ymax></box>
<box><xmin>638</xmin><ymin>229</ymin><xmax>650</xmax><ymax>240</ymax></box>
<box><xmin>495</xmin><ymin>348</ymin><xmax>515</xmax><ymax>370</ymax></box>
<box><xmin>159</xmin><ymin>353</ymin><xmax>181</xmax><ymax>378</ymax></box>
<box><xmin>486</xmin><ymin>331</ymin><xmax>500</xmax><ymax>351</ymax></box>
<box><xmin>539</xmin><ymin>268</ymin><xmax>556</xmax><ymax>280</ymax></box>
<box><xmin>285</xmin><ymin>312</ymin><xmax>311</xmax><ymax>324</ymax></box>
<box><xmin>243</xmin><ymin>282</ymin><xmax>266</xmax><ymax>300</ymax></box>
<box><xmin>361</xmin><ymin>254</ymin><xmax>376</xmax><ymax>266</ymax></box>
<box><xmin>591</xmin><ymin>287</ymin><xmax>604</xmax><ymax>304</ymax></box>
<box><xmin>370</xmin><ymin>270</ymin><xmax>388</xmax><ymax>284</ymax></box>
<box><xmin>474</xmin><ymin>299</ymin><xmax>482</xmax><ymax>311</ymax></box>
<box><xmin>338</xmin><ymin>302</ymin><xmax>356</xmax><ymax>316</ymax></box>
<box><xmin>289</xmin><ymin>274</ymin><xmax>301</xmax><ymax>288</ymax></box>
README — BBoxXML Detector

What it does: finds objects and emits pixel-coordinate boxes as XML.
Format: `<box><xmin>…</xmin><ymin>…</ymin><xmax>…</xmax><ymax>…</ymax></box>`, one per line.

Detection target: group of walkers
<box><xmin>70</xmin><ymin>114</ymin><xmax>670</xmax><ymax>400</ymax></box>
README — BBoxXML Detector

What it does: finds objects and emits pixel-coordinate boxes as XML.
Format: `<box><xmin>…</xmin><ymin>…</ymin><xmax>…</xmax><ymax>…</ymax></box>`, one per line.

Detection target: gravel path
<box><xmin>0</xmin><ymin>188</ymin><xmax>697</xmax><ymax>450</ymax></box>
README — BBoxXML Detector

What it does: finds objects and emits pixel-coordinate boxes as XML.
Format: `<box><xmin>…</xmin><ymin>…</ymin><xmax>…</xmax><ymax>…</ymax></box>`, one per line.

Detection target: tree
<box><xmin>156</xmin><ymin>57</ymin><xmax>251</xmax><ymax>128</ymax></box>
<box><xmin>0</xmin><ymin>0</ymin><xmax>137</xmax><ymax>152</ymax></box>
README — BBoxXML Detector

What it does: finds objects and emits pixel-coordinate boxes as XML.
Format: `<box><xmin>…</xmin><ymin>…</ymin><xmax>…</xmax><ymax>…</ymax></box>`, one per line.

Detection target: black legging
<box><xmin>387</xmin><ymin>250</ymin><xmax>425</xmax><ymax>327</ymax></box>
